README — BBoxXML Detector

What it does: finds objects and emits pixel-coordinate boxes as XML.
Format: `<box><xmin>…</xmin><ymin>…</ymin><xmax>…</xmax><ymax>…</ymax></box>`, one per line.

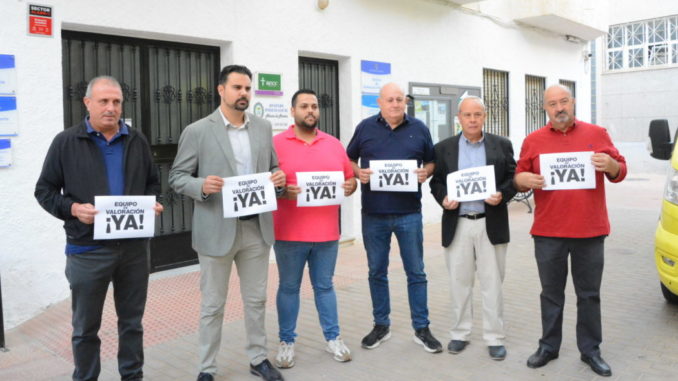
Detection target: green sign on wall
<box><xmin>256</xmin><ymin>73</ymin><xmax>283</xmax><ymax>96</ymax></box>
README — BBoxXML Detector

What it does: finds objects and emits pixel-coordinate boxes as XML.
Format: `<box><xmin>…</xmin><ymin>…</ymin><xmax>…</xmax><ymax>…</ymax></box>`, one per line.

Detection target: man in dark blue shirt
<box><xmin>346</xmin><ymin>83</ymin><xmax>441</xmax><ymax>353</ymax></box>
<box><xmin>35</xmin><ymin>76</ymin><xmax>163</xmax><ymax>381</ymax></box>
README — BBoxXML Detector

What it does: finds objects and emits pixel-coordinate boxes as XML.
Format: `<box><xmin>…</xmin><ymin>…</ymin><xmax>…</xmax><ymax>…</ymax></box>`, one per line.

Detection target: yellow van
<box><xmin>649</xmin><ymin>119</ymin><xmax>678</xmax><ymax>304</ymax></box>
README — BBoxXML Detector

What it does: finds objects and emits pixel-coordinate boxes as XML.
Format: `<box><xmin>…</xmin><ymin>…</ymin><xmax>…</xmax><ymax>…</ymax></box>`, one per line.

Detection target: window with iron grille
<box><xmin>482</xmin><ymin>68</ymin><xmax>509</xmax><ymax>137</ymax></box>
<box><xmin>525</xmin><ymin>75</ymin><xmax>546</xmax><ymax>134</ymax></box>
<box><xmin>606</xmin><ymin>15</ymin><xmax>678</xmax><ymax>71</ymax></box>
<box><xmin>559</xmin><ymin>79</ymin><xmax>576</xmax><ymax>116</ymax></box>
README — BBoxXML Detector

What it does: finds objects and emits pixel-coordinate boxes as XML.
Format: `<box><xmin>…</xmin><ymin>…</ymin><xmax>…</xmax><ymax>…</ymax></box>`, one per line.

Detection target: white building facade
<box><xmin>596</xmin><ymin>0</ymin><xmax>678</xmax><ymax>173</ymax></box>
<box><xmin>1</xmin><ymin>0</ymin><xmax>606</xmax><ymax>328</ymax></box>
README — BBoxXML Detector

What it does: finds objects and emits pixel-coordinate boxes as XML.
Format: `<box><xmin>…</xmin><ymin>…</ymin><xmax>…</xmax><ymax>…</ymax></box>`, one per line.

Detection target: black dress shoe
<box><xmin>196</xmin><ymin>372</ymin><xmax>214</xmax><ymax>381</ymax></box>
<box><xmin>581</xmin><ymin>353</ymin><xmax>612</xmax><ymax>377</ymax></box>
<box><xmin>526</xmin><ymin>347</ymin><xmax>558</xmax><ymax>368</ymax></box>
<box><xmin>488</xmin><ymin>345</ymin><xmax>507</xmax><ymax>361</ymax></box>
<box><xmin>250</xmin><ymin>359</ymin><xmax>284</xmax><ymax>381</ymax></box>
<box><xmin>447</xmin><ymin>340</ymin><xmax>468</xmax><ymax>354</ymax></box>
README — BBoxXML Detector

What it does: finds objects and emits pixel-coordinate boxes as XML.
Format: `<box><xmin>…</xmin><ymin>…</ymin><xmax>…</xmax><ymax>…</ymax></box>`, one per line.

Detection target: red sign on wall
<box><xmin>28</xmin><ymin>4</ymin><xmax>53</xmax><ymax>37</ymax></box>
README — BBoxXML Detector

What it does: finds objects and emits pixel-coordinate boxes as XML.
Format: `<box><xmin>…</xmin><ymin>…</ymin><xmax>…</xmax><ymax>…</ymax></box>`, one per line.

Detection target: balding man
<box><xmin>346</xmin><ymin>83</ymin><xmax>442</xmax><ymax>354</ymax></box>
<box><xmin>35</xmin><ymin>76</ymin><xmax>163</xmax><ymax>381</ymax></box>
<box><xmin>515</xmin><ymin>85</ymin><xmax>626</xmax><ymax>377</ymax></box>
<box><xmin>430</xmin><ymin>96</ymin><xmax>516</xmax><ymax>360</ymax></box>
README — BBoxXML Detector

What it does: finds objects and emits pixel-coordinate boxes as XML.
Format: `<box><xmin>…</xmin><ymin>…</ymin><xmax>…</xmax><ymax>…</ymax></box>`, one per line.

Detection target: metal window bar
<box><xmin>525</xmin><ymin>75</ymin><xmax>546</xmax><ymax>134</ymax></box>
<box><xmin>559</xmin><ymin>79</ymin><xmax>576</xmax><ymax>117</ymax></box>
<box><xmin>0</xmin><ymin>276</ymin><xmax>5</xmax><ymax>350</ymax></box>
<box><xmin>482</xmin><ymin>68</ymin><xmax>509</xmax><ymax>137</ymax></box>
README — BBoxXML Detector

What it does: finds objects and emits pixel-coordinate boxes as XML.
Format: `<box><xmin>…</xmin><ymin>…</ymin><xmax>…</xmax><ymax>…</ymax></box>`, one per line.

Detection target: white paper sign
<box><xmin>539</xmin><ymin>151</ymin><xmax>596</xmax><ymax>190</ymax></box>
<box><xmin>446</xmin><ymin>165</ymin><xmax>497</xmax><ymax>202</ymax></box>
<box><xmin>296</xmin><ymin>171</ymin><xmax>345</xmax><ymax>207</ymax></box>
<box><xmin>222</xmin><ymin>172</ymin><xmax>277</xmax><ymax>218</ymax></box>
<box><xmin>369</xmin><ymin>160</ymin><xmax>418</xmax><ymax>192</ymax></box>
<box><xmin>93</xmin><ymin>196</ymin><xmax>156</xmax><ymax>240</ymax></box>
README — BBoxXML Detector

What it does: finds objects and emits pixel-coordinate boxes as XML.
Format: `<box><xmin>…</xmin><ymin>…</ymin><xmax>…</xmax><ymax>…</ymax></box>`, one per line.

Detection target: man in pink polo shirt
<box><xmin>272</xmin><ymin>89</ymin><xmax>357</xmax><ymax>370</ymax></box>
<box><xmin>515</xmin><ymin>84</ymin><xmax>626</xmax><ymax>377</ymax></box>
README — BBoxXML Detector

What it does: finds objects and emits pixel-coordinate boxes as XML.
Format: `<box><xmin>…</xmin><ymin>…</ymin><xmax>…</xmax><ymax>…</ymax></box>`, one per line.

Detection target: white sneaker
<box><xmin>326</xmin><ymin>337</ymin><xmax>352</xmax><ymax>362</ymax></box>
<box><xmin>275</xmin><ymin>342</ymin><xmax>295</xmax><ymax>369</ymax></box>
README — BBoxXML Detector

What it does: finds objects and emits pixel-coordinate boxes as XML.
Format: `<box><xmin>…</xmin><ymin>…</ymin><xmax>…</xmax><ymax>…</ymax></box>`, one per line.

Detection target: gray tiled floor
<box><xmin>2</xmin><ymin>172</ymin><xmax>677</xmax><ymax>380</ymax></box>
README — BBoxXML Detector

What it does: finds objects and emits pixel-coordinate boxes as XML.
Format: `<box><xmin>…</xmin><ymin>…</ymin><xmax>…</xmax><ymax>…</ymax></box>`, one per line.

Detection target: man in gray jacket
<box><xmin>169</xmin><ymin>65</ymin><xmax>285</xmax><ymax>381</ymax></box>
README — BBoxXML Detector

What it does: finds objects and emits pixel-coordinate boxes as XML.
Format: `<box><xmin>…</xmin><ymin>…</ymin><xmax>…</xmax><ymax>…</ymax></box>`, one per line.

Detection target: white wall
<box><xmin>0</xmin><ymin>0</ymin><xmax>593</xmax><ymax>328</ymax></box>
<box><xmin>608</xmin><ymin>0</ymin><xmax>678</xmax><ymax>24</ymax></box>
<box><xmin>596</xmin><ymin>1</ymin><xmax>678</xmax><ymax>173</ymax></box>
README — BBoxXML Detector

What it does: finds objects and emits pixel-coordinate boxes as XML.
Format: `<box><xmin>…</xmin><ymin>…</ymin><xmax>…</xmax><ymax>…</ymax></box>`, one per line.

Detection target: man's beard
<box><xmin>296</xmin><ymin>115</ymin><xmax>318</xmax><ymax>131</ymax></box>
<box><xmin>234</xmin><ymin>98</ymin><xmax>249</xmax><ymax>111</ymax></box>
<box><xmin>554</xmin><ymin>111</ymin><xmax>572</xmax><ymax>123</ymax></box>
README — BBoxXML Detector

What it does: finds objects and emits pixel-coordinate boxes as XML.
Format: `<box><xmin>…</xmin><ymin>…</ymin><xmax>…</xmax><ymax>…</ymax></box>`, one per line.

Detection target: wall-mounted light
<box><xmin>318</xmin><ymin>0</ymin><xmax>329</xmax><ymax>10</ymax></box>
<box><xmin>565</xmin><ymin>35</ymin><xmax>584</xmax><ymax>44</ymax></box>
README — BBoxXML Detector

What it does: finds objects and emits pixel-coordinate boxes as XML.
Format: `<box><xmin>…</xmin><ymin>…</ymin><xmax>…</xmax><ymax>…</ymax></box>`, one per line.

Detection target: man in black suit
<box><xmin>430</xmin><ymin>96</ymin><xmax>516</xmax><ymax>360</ymax></box>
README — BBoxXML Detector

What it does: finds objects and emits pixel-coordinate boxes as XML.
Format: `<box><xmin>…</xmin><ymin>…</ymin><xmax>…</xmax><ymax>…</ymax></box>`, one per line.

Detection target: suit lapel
<box><xmin>247</xmin><ymin>114</ymin><xmax>260</xmax><ymax>172</ymax></box>
<box><xmin>484</xmin><ymin>133</ymin><xmax>497</xmax><ymax>165</ymax></box>
<box><xmin>208</xmin><ymin>109</ymin><xmax>237</xmax><ymax>175</ymax></box>
<box><xmin>446</xmin><ymin>134</ymin><xmax>461</xmax><ymax>172</ymax></box>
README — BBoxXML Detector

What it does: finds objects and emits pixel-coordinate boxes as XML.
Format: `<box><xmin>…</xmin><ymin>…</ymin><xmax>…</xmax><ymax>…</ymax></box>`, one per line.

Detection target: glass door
<box><xmin>413</xmin><ymin>98</ymin><xmax>452</xmax><ymax>144</ymax></box>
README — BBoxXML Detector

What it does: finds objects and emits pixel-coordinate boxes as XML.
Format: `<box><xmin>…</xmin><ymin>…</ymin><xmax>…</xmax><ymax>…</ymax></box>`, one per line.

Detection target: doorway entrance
<box><xmin>61</xmin><ymin>30</ymin><xmax>220</xmax><ymax>272</ymax></box>
<box><xmin>408</xmin><ymin>83</ymin><xmax>481</xmax><ymax>144</ymax></box>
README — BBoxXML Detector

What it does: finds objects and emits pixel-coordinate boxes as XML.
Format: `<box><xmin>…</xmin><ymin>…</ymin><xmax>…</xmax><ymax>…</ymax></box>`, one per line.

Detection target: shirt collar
<box><xmin>284</xmin><ymin>124</ymin><xmax>325</xmax><ymax>143</ymax></box>
<box><xmin>547</xmin><ymin>119</ymin><xmax>578</xmax><ymax>133</ymax></box>
<box><xmin>460</xmin><ymin>132</ymin><xmax>485</xmax><ymax>145</ymax></box>
<box><xmin>85</xmin><ymin>117</ymin><xmax>128</xmax><ymax>137</ymax></box>
<box><xmin>219</xmin><ymin>108</ymin><xmax>250</xmax><ymax>129</ymax></box>
<box><xmin>377</xmin><ymin>112</ymin><xmax>410</xmax><ymax>129</ymax></box>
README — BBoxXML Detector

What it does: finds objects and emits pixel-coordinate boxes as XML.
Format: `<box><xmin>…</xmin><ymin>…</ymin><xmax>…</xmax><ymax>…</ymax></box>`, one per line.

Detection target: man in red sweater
<box><xmin>514</xmin><ymin>84</ymin><xmax>626</xmax><ymax>377</ymax></box>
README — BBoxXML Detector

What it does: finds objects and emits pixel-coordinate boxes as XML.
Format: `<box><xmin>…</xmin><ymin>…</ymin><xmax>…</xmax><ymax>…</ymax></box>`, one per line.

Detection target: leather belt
<box><xmin>238</xmin><ymin>214</ymin><xmax>258</xmax><ymax>221</ymax></box>
<box><xmin>460</xmin><ymin>213</ymin><xmax>485</xmax><ymax>220</ymax></box>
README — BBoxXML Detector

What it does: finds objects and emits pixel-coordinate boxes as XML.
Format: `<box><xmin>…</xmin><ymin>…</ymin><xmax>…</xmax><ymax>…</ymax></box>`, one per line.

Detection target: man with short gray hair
<box><xmin>430</xmin><ymin>96</ymin><xmax>516</xmax><ymax>360</ymax></box>
<box><xmin>35</xmin><ymin>75</ymin><xmax>163</xmax><ymax>381</ymax></box>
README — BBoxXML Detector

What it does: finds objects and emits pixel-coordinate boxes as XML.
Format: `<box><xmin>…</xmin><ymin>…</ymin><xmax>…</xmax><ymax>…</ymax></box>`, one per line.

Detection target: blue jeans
<box><xmin>274</xmin><ymin>240</ymin><xmax>340</xmax><ymax>343</ymax></box>
<box><xmin>362</xmin><ymin>212</ymin><xmax>430</xmax><ymax>330</ymax></box>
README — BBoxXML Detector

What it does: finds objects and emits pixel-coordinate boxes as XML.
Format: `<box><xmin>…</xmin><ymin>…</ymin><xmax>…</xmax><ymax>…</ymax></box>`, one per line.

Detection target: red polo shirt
<box><xmin>516</xmin><ymin>120</ymin><xmax>627</xmax><ymax>238</ymax></box>
<box><xmin>273</xmin><ymin>126</ymin><xmax>354</xmax><ymax>242</ymax></box>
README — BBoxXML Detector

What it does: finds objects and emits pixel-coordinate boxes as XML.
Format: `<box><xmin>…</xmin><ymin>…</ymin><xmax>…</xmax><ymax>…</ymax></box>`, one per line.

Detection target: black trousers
<box><xmin>533</xmin><ymin>235</ymin><xmax>605</xmax><ymax>356</ymax></box>
<box><xmin>65</xmin><ymin>240</ymin><xmax>150</xmax><ymax>381</ymax></box>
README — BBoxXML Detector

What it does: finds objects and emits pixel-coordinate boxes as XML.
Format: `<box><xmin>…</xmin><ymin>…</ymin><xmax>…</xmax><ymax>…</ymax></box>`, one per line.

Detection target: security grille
<box><xmin>559</xmin><ymin>79</ymin><xmax>576</xmax><ymax>116</ymax></box>
<box><xmin>482</xmin><ymin>68</ymin><xmax>509</xmax><ymax>137</ymax></box>
<box><xmin>525</xmin><ymin>75</ymin><xmax>546</xmax><ymax>134</ymax></box>
<box><xmin>298</xmin><ymin>57</ymin><xmax>340</xmax><ymax>138</ymax></box>
<box><xmin>62</xmin><ymin>30</ymin><xmax>220</xmax><ymax>272</ymax></box>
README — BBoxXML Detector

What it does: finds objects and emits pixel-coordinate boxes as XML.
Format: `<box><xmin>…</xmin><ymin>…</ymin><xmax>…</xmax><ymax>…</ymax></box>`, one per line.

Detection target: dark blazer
<box><xmin>430</xmin><ymin>132</ymin><xmax>516</xmax><ymax>247</ymax></box>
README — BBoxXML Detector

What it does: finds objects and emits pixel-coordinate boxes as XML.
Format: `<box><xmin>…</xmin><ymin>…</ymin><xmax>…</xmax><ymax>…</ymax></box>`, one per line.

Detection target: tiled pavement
<box><xmin>2</xmin><ymin>172</ymin><xmax>678</xmax><ymax>380</ymax></box>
